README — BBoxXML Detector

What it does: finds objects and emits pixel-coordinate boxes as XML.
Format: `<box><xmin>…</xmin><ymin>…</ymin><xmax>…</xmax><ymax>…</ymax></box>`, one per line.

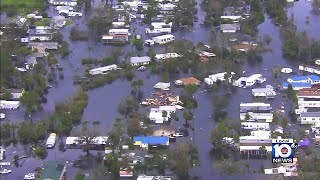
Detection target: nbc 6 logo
<box><xmin>273</xmin><ymin>144</ymin><xmax>292</xmax><ymax>158</ymax></box>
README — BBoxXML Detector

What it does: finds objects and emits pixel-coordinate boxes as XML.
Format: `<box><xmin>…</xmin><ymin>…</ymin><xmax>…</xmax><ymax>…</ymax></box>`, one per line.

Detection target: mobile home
<box><xmin>0</xmin><ymin>100</ymin><xmax>20</xmax><ymax>110</ymax></box>
<box><xmin>233</xmin><ymin>74</ymin><xmax>266</xmax><ymax>87</ymax></box>
<box><xmin>151</xmin><ymin>22</ymin><xmax>173</xmax><ymax>29</ymax></box>
<box><xmin>89</xmin><ymin>64</ymin><xmax>118</xmax><ymax>75</ymax></box>
<box><xmin>102</xmin><ymin>34</ymin><xmax>129</xmax><ymax>44</ymax></box>
<box><xmin>241</xmin><ymin>122</ymin><xmax>270</xmax><ymax>130</ymax></box>
<box><xmin>240</xmin><ymin>103</ymin><xmax>272</xmax><ymax>113</ymax></box>
<box><xmin>252</xmin><ymin>85</ymin><xmax>276</xmax><ymax>98</ymax></box>
<box><xmin>108</xmin><ymin>29</ymin><xmax>130</xmax><ymax>35</ymax></box>
<box><xmin>145</xmin><ymin>28</ymin><xmax>172</xmax><ymax>35</ymax></box>
<box><xmin>152</xmin><ymin>34</ymin><xmax>175</xmax><ymax>45</ymax></box>
<box><xmin>112</xmin><ymin>22</ymin><xmax>129</xmax><ymax>28</ymax></box>
<box><xmin>299</xmin><ymin>64</ymin><xmax>320</xmax><ymax>75</ymax></box>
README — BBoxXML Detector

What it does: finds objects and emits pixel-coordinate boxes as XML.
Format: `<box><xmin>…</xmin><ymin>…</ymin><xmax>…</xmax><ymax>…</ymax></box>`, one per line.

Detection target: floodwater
<box><xmin>1</xmin><ymin>0</ymin><xmax>319</xmax><ymax>179</ymax></box>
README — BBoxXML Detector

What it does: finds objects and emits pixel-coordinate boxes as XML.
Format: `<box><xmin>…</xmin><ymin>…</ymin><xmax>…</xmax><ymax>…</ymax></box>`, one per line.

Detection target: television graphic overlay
<box><xmin>272</xmin><ymin>139</ymin><xmax>297</xmax><ymax>163</ymax></box>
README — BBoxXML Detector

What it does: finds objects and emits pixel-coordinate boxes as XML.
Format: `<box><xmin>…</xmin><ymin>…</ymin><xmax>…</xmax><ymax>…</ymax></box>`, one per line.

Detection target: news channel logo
<box><xmin>272</xmin><ymin>139</ymin><xmax>297</xmax><ymax>163</ymax></box>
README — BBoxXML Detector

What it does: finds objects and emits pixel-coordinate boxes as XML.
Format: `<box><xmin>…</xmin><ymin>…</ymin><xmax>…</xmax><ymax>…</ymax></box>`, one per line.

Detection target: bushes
<box><xmin>35</xmin><ymin>146</ymin><xmax>47</xmax><ymax>159</ymax></box>
<box><xmin>70</xmin><ymin>28</ymin><xmax>89</xmax><ymax>41</ymax></box>
<box><xmin>86</xmin><ymin>73</ymin><xmax>119</xmax><ymax>90</ymax></box>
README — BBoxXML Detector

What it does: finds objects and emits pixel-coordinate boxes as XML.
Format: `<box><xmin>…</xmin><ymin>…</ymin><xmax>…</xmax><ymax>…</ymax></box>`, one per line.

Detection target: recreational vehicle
<box><xmin>46</xmin><ymin>133</ymin><xmax>57</xmax><ymax>148</ymax></box>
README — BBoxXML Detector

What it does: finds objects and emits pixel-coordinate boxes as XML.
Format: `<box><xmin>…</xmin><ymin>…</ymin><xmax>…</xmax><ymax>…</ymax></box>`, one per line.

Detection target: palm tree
<box><xmin>92</xmin><ymin>120</ymin><xmax>100</xmax><ymax>133</ymax></box>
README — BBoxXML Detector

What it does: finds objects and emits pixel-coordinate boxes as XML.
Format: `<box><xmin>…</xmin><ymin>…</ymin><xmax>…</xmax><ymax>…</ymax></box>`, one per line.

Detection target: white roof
<box><xmin>66</xmin><ymin>136</ymin><xmax>108</xmax><ymax>145</ymax></box>
<box><xmin>152</xmin><ymin>34</ymin><xmax>174</xmax><ymax>40</ymax></box>
<box><xmin>240</xmin><ymin>146</ymin><xmax>272</xmax><ymax>151</ymax></box>
<box><xmin>137</xmin><ymin>176</ymin><xmax>173</xmax><ymax>180</ymax></box>
<box><xmin>240</xmin><ymin>102</ymin><xmax>270</xmax><ymax>107</ymax></box>
<box><xmin>89</xmin><ymin>64</ymin><xmax>117</xmax><ymax>72</ymax></box>
<box><xmin>151</xmin><ymin>22</ymin><xmax>173</xmax><ymax>28</ymax></box>
<box><xmin>46</xmin><ymin>133</ymin><xmax>57</xmax><ymax>145</ymax></box>
<box><xmin>246</xmin><ymin>74</ymin><xmax>263</xmax><ymax>82</ymax></box>
<box><xmin>108</xmin><ymin>29</ymin><xmax>129</xmax><ymax>33</ymax></box>
<box><xmin>158</xmin><ymin>105</ymin><xmax>176</xmax><ymax>111</ymax></box>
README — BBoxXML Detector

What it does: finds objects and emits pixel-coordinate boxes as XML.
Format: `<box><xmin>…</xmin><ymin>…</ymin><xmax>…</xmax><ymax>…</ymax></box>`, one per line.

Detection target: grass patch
<box><xmin>75</xmin><ymin>174</ymin><xmax>85</xmax><ymax>180</ymax></box>
<box><xmin>65</xmin><ymin>19</ymin><xmax>73</xmax><ymax>26</ymax></box>
<box><xmin>35</xmin><ymin>18</ymin><xmax>52</xmax><ymax>26</ymax></box>
<box><xmin>1</xmin><ymin>0</ymin><xmax>37</xmax><ymax>6</ymax></box>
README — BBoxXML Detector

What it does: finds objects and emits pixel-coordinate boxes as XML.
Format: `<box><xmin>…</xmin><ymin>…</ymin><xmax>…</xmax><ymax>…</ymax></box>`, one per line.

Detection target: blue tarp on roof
<box><xmin>308</xmin><ymin>75</ymin><xmax>320</xmax><ymax>81</ymax></box>
<box><xmin>290</xmin><ymin>76</ymin><xmax>310</xmax><ymax>81</ymax></box>
<box><xmin>133</xmin><ymin>136</ymin><xmax>169</xmax><ymax>145</ymax></box>
<box><xmin>283</xmin><ymin>82</ymin><xmax>312</xmax><ymax>88</ymax></box>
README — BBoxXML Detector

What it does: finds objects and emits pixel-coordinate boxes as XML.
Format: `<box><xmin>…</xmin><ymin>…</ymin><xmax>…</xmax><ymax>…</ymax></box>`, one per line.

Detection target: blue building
<box><xmin>133</xmin><ymin>136</ymin><xmax>169</xmax><ymax>149</ymax></box>
<box><xmin>287</xmin><ymin>75</ymin><xmax>320</xmax><ymax>85</ymax></box>
<box><xmin>282</xmin><ymin>82</ymin><xmax>312</xmax><ymax>90</ymax></box>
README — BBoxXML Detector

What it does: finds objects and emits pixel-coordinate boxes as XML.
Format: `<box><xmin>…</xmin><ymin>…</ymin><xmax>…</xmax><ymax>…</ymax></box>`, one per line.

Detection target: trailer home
<box><xmin>241</xmin><ymin>122</ymin><xmax>270</xmax><ymax>130</ymax></box>
<box><xmin>145</xmin><ymin>28</ymin><xmax>171</xmax><ymax>35</ymax></box>
<box><xmin>0</xmin><ymin>100</ymin><xmax>20</xmax><ymax>110</ymax></box>
<box><xmin>112</xmin><ymin>22</ymin><xmax>129</xmax><ymax>28</ymax></box>
<box><xmin>102</xmin><ymin>35</ymin><xmax>129</xmax><ymax>44</ymax></box>
<box><xmin>151</xmin><ymin>22</ymin><xmax>173</xmax><ymax>29</ymax></box>
<box><xmin>108</xmin><ymin>29</ymin><xmax>130</xmax><ymax>35</ymax></box>
<box><xmin>152</xmin><ymin>34</ymin><xmax>175</xmax><ymax>45</ymax></box>
<box><xmin>299</xmin><ymin>64</ymin><xmax>320</xmax><ymax>75</ymax></box>
<box><xmin>89</xmin><ymin>64</ymin><xmax>118</xmax><ymax>75</ymax></box>
<box><xmin>252</xmin><ymin>85</ymin><xmax>276</xmax><ymax>98</ymax></box>
<box><xmin>240</xmin><ymin>103</ymin><xmax>272</xmax><ymax>113</ymax></box>
<box><xmin>233</xmin><ymin>74</ymin><xmax>266</xmax><ymax>87</ymax></box>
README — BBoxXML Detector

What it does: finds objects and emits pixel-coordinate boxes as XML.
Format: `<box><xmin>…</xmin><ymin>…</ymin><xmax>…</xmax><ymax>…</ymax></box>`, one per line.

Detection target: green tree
<box><xmin>21</xmin><ymin>91</ymin><xmax>41</xmax><ymax>118</ymax></box>
<box><xmin>282</xmin><ymin>117</ymin><xmax>289</xmax><ymax>128</ymax></box>
<box><xmin>169</xmin><ymin>141</ymin><xmax>194</xmax><ymax>178</ymax></box>
<box><xmin>210</xmin><ymin>122</ymin><xmax>229</xmax><ymax>150</ymax></box>
<box><xmin>183</xmin><ymin>111</ymin><xmax>193</xmax><ymax>121</ymax></box>
<box><xmin>108</xmin><ymin>119</ymin><xmax>124</xmax><ymax>150</ymax></box>
<box><xmin>184</xmin><ymin>84</ymin><xmax>198</xmax><ymax>97</ymax></box>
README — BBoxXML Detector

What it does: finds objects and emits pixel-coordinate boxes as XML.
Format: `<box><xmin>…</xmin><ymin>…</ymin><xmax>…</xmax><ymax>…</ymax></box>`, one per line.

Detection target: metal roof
<box><xmin>300</xmin><ymin>112</ymin><xmax>320</xmax><ymax>117</ymax></box>
<box><xmin>130</xmin><ymin>56</ymin><xmax>151</xmax><ymax>64</ymax></box>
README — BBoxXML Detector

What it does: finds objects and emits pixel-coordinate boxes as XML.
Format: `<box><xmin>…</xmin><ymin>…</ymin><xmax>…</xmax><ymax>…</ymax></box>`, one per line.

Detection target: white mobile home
<box><xmin>299</xmin><ymin>64</ymin><xmax>320</xmax><ymax>75</ymax></box>
<box><xmin>108</xmin><ymin>29</ymin><xmax>130</xmax><ymax>35</ymax></box>
<box><xmin>66</xmin><ymin>136</ymin><xmax>108</xmax><ymax>148</ymax></box>
<box><xmin>240</xmin><ymin>112</ymin><xmax>273</xmax><ymax>122</ymax></box>
<box><xmin>46</xmin><ymin>133</ymin><xmax>57</xmax><ymax>148</ymax></box>
<box><xmin>233</xmin><ymin>74</ymin><xmax>266</xmax><ymax>87</ymax></box>
<box><xmin>149</xmin><ymin>106</ymin><xmax>176</xmax><ymax>123</ymax></box>
<box><xmin>205</xmin><ymin>72</ymin><xmax>235</xmax><ymax>85</ymax></box>
<box><xmin>145</xmin><ymin>28</ymin><xmax>172</xmax><ymax>34</ymax></box>
<box><xmin>241</xmin><ymin>122</ymin><xmax>270</xmax><ymax>130</ymax></box>
<box><xmin>0</xmin><ymin>100</ymin><xmax>20</xmax><ymax>110</ymax></box>
<box><xmin>298</xmin><ymin>112</ymin><xmax>320</xmax><ymax>124</ymax></box>
<box><xmin>151</xmin><ymin>22</ymin><xmax>173</xmax><ymax>29</ymax></box>
<box><xmin>252</xmin><ymin>85</ymin><xmax>276</xmax><ymax>98</ymax></box>
<box><xmin>112</xmin><ymin>22</ymin><xmax>129</xmax><ymax>28</ymax></box>
<box><xmin>154</xmin><ymin>82</ymin><xmax>170</xmax><ymax>90</ymax></box>
<box><xmin>240</xmin><ymin>103</ymin><xmax>272</xmax><ymax>113</ymax></box>
<box><xmin>89</xmin><ymin>64</ymin><xmax>118</xmax><ymax>75</ymax></box>
<box><xmin>158</xmin><ymin>3</ymin><xmax>176</xmax><ymax>11</ymax></box>
<box><xmin>130</xmin><ymin>56</ymin><xmax>151</xmax><ymax>66</ymax></box>
<box><xmin>152</xmin><ymin>34</ymin><xmax>175</xmax><ymax>45</ymax></box>
<box><xmin>155</xmin><ymin>53</ymin><xmax>181</xmax><ymax>61</ymax></box>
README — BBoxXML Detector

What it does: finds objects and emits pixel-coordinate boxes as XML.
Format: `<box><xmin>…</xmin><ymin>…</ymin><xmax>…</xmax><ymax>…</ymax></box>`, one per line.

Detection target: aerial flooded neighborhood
<box><xmin>0</xmin><ymin>0</ymin><xmax>320</xmax><ymax>179</ymax></box>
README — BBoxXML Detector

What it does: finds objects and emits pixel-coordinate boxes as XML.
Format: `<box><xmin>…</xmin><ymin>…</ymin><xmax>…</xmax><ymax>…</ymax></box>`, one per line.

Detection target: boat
<box><xmin>24</xmin><ymin>173</ymin><xmax>35</xmax><ymax>180</ymax></box>
<box><xmin>0</xmin><ymin>169</ymin><xmax>11</xmax><ymax>174</ymax></box>
<box><xmin>137</xmin><ymin>66</ymin><xmax>147</xmax><ymax>71</ymax></box>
